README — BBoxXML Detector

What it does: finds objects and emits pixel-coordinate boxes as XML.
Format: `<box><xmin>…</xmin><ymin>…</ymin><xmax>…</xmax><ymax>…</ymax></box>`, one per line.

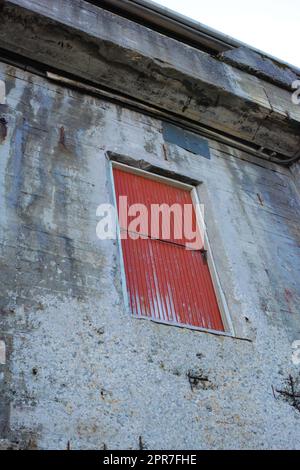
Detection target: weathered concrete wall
<box><xmin>1</xmin><ymin>0</ymin><xmax>300</xmax><ymax>160</ymax></box>
<box><xmin>1</xmin><ymin>62</ymin><xmax>300</xmax><ymax>450</ymax></box>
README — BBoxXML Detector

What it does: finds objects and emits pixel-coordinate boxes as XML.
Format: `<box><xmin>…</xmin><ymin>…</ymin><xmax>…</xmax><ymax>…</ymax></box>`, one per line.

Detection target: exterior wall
<box><xmin>291</xmin><ymin>161</ymin><xmax>300</xmax><ymax>196</ymax></box>
<box><xmin>0</xmin><ymin>62</ymin><xmax>300</xmax><ymax>450</ymax></box>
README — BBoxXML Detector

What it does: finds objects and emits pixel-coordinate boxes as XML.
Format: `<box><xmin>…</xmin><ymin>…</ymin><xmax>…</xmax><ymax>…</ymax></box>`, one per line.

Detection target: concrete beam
<box><xmin>0</xmin><ymin>0</ymin><xmax>300</xmax><ymax>160</ymax></box>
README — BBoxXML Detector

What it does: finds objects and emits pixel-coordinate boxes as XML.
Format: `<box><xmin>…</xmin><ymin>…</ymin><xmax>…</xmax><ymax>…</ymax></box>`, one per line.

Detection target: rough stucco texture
<box><xmin>0</xmin><ymin>62</ymin><xmax>300</xmax><ymax>450</ymax></box>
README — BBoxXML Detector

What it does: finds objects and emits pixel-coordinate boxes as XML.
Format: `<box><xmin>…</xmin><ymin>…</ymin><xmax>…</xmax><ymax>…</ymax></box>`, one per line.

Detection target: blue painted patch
<box><xmin>162</xmin><ymin>122</ymin><xmax>210</xmax><ymax>159</ymax></box>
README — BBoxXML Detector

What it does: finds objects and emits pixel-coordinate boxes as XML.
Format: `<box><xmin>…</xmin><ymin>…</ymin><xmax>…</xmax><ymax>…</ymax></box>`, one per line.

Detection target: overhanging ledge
<box><xmin>1</xmin><ymin>0</ymin><xmax>300</xmax><ymax>164</ymax></box>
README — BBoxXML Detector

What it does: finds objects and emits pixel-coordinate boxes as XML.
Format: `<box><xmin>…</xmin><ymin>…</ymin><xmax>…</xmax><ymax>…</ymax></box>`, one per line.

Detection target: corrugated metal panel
<box><xmin>113</xmin><ymin>167</ymin><xmax>201</xmax><ymax>247</ymax></box>
<box><xmin>113</xmin><ymin>166</ymin><xmax>224</xmax><ymax>332</ymax></box>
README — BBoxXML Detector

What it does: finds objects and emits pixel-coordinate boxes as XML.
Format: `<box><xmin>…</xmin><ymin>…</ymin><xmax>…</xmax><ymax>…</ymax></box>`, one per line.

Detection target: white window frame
<box><xmin>110</xmin><ymin>160</ymin><xmax>234</xmax><ymax>337</ymax></box>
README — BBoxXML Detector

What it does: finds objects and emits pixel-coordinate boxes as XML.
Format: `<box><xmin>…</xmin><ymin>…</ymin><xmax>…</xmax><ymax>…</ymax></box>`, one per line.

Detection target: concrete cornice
<box><xmin>0</xmin><ymin>0</ymin><xmax>300</xmax><ymax>163</ymax></box>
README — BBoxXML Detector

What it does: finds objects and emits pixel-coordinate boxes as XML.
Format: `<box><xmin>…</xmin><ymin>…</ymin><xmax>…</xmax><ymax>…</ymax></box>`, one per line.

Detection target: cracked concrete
<box><xmin>0</xmin><ymin>0</ymin><xmax>300</xmax><ymax>159</ymax></box>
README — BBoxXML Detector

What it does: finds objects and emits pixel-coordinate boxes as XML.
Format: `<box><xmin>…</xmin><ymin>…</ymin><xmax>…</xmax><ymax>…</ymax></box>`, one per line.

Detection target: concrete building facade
<box><xmin>0</xmin><ymin>0</ymin><xmax>300</xmax><ymax>450</ymax></box>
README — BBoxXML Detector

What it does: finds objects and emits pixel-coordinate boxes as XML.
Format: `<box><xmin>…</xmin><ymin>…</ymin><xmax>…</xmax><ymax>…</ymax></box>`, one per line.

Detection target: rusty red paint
<box><xmin>113</xmin><ymin>167</ymin><xmax>224</xmax><ymax>332</ymax></box>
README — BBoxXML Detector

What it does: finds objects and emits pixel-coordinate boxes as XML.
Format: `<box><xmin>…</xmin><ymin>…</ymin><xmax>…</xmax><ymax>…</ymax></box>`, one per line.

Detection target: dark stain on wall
<box><xmin>187</xmin><ymin>369</ymin><xmax>216</xmax><ymax>391</ymax></box>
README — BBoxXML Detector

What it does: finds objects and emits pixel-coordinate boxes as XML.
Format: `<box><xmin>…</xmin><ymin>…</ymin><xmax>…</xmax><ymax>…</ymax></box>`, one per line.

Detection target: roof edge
<box><xmin>92</xmin><ymin>0</ymin><xmax>300</xmax><ymax>74</ymax></box>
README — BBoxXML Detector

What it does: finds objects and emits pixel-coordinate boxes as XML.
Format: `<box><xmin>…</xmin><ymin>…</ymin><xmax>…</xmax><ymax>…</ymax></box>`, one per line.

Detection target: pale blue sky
<box><xmin>154</xmin><ymin>0</ymin><xmax>300</xmax><ymax>68</ymax></box>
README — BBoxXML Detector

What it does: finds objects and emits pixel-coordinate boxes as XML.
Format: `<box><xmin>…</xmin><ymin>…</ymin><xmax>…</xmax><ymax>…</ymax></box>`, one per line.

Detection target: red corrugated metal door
<box><xmin>113</xmin><ymin>166</ymin><xmax>224</xmax><ymax>332</ymax></box>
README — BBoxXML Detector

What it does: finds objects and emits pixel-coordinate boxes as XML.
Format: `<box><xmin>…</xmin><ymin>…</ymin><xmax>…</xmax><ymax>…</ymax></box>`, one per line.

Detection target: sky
<box><xmin>153</xmin><ymin>0</ymin><xmax>300</xmax><ymax>68</ymax></box>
